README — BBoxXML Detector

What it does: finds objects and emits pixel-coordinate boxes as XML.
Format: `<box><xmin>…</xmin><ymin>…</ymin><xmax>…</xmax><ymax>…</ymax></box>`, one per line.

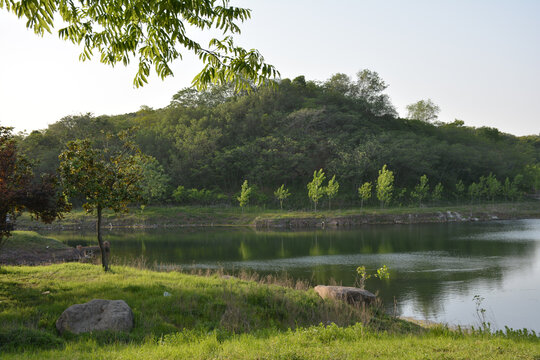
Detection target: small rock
<box><xmin>56</xmin><ymin>299</ymin><xmax>133</xmax><ymax>334</ymax></box>
<box><xmin>42</xmin><ymin>291</ymin><xmax>50</xmax><ymax>295</ymax></box>
<box><xmin>314</xmin><ymin>285</ymin><xmax>376</xmax><ymax>305</ymax></box>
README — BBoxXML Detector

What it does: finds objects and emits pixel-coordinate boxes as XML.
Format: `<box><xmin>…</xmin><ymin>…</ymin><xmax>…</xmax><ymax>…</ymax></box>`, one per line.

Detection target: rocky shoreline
<box><xmin>254</xmin><ymin>210</ymin><xmax>539</xmax><ymax>229</ymax></box>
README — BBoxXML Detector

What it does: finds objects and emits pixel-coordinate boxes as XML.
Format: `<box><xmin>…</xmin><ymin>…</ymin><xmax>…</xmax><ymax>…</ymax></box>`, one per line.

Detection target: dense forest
<box><xmin>16</xmin><ymin>71</ymin><xmax>540</xmax><ymax>208</ymax></box>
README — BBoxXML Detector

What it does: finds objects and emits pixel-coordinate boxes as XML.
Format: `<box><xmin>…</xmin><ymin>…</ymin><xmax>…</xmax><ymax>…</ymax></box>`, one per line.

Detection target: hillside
<box><xmin>18</xmin><ymin>74</ymin><xmax>540</xmax><ymax>207</ymax></box>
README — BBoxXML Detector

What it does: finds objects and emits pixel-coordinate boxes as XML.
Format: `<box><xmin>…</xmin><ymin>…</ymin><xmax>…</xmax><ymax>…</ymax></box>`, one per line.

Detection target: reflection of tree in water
<box><xmin>45</xmin><ymin>221</ymin><xmax>539</xmax><ymax>317</ymax></box>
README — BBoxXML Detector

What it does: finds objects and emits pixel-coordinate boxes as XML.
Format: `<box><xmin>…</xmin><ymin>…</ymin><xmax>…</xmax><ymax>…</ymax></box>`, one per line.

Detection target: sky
<box><xmin>1</xmin><ymin>0</ymin><xmax>539</xmax><ymax>136</ymax></box>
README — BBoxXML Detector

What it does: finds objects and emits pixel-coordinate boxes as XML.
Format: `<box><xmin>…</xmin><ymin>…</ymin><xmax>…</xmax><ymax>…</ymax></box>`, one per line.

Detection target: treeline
<box><xmin>16</xmin><ymin>71</ymin><xmax>540</xmax><ymax>209</ymax></box>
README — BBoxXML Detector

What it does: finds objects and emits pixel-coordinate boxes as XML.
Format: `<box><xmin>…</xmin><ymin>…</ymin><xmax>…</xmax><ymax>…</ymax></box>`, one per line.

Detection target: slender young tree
<box><xmin>307</xmin><ymin>169</ymin><xmax>326</xmax><ymax>211</ymax></box>
<box><xmin>432</xmin><ymin>183</ymin><xmax>444</xmax><ymax>203</ymax></box>
<box><xmin>237</xmin><ymin>180</ymin><xmax>252</xmax><ymax>212</ymax></box>
<box><xmin>376</xmin><ymin>165</ymin><xmax>394</xmax><ymax>208</ymax></box>
<box><xmin>454</xmin><ymin>180</ymin><xmax>465</xmax><ymax>204</ymax></box>
<box><xmin>358</xmin><ymin>182</ymin><xmax>372</xmax><ymax>209</ymax></box>
<box><xmin>274</xmin><ymin>184</ymin><xmax>291</xmax><ymax>210</ymax></box>
<box><xmin>59</xmin><ymin>131</ymin><xmax>148</xmax><ymax>271</ymax></box>
<box><xmin>411</xmin><ymin>174</ymin><xmax>429</xmax><ymax>206</ymax></box>
<box><xmin>326</xmin><ymin>175</ymin><xmax>339</xmax><ymax>210</ymax></box>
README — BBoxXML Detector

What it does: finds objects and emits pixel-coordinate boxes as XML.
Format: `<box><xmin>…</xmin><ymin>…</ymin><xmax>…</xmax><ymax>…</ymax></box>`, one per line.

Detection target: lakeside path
<box><xmin>14</xmin><ymin>202</ymin><xmax>540</xmax><ymax>231</ymax></box>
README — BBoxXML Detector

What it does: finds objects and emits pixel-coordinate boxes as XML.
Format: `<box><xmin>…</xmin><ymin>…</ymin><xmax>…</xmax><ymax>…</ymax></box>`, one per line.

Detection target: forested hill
<box><xmin>18</xmin><ymin>73</ymin><xmax>540</xmax><ymax>206</ymax></box>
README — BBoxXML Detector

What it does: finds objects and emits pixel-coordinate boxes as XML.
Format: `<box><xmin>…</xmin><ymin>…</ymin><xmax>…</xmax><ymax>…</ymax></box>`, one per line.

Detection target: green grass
<box><xmin>2</xmin><ymin>231</ymin><xmax>71</xmax><ymax>251</ymax></box>
<box><xmin>15</xmin><ymin>201</ymin><xmax>540</xmax><ymax>229</ymax></box>
<box><xmin>0</xmin><ymin>263</ymin><xmax>539</xmax><ymax>359</ymax></box>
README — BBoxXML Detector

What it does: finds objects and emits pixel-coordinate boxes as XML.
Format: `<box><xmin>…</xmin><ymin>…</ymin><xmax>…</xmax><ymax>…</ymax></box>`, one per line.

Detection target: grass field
<box><xmin>0</xmin><ymin>258</ymin><xmax>539</xmax><ymax>359</ymax></box>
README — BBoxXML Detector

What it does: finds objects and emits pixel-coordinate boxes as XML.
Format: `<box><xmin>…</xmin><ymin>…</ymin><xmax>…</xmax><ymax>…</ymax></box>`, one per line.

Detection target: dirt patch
<box><xmin>0</xmin><ymin>246</ymin><xmax>99</xmax><ymax>266</ymax></box>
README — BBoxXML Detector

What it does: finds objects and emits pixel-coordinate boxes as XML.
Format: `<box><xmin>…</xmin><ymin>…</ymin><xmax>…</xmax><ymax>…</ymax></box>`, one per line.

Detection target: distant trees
<box><xmin>411</xmin><ymin>175</ymin><xmax>429</xmax><ymax>206</ymax></box>
<box><xmin>1</xmin><ymin>126</ymin><xmax>69</xmax><ymax>249</ymax></box>
<box><xmin>326</xmin><ymin>175</ymin><xmax>339</xmax><ymax>210</ymax></box>
<box><xmin>307</xmin><ymin>170</ymin><xmax>326</xmax><ymax>212</ymax></box>
<box><xmin>237</xmin><ymin>180</ymin><xmax>252</xmax><ymax>211</ymax></box>
<box><xmin>376</xmin><ymin>165</ymin><xmax>394</xmax><ymax>208</ymax></box>
<box><xmin>12</xmin><ymin>73</ymin><xmax>540</xmax><ymax>209</ymax></box>
<box><xmin>406</xmin><ymin>99</ymin><xmax>440</xmax><ymax>122</ymax></box>
<box><xmin>59</xmin><ymin>131</ymin><xmax>147</xmax><ymax>271</ymax></box>
<box><xmin>358</xmin><ymin>182</ymin><xmax>372</xmax><ymax>209</ymax></box>
<box><xmin>274</xmin><ymin>184</ymin><xmax>291</xmax><ymax>210</ymax></box>
<box><xmin>432</xmin><ymin>183</ymin><xmax>444</xmax><ymax>203</ymax></box>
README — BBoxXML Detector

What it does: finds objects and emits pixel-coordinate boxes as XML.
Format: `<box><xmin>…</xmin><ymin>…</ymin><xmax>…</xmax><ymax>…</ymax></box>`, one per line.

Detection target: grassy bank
<box><xmin>0</xmin><ymin>263</ymin><xmax>539</xmax><ymax>359</ymax></box>
<box><xmin>0</xmin><ymin>231</ymin><xmax>82</xmax><ymax>266</ymax></box>
<box><xmin>15</xmin><ymin>201</ymin><xmax>540</xmax><ymax>230</ymax></box>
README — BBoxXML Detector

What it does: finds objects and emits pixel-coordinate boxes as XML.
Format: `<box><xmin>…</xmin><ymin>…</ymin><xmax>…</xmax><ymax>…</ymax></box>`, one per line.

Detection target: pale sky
<box><xmin>1</xmin><ymin>0</ymin><xmax>539</xmax><ymax>136</ymax></box>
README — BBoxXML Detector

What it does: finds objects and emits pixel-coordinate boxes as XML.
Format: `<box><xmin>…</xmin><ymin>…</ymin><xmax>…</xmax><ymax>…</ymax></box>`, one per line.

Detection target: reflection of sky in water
<box><xmin>50</xmin><ymin>219</ymin><xmax>540</xmax><ymax>332</ymax></box>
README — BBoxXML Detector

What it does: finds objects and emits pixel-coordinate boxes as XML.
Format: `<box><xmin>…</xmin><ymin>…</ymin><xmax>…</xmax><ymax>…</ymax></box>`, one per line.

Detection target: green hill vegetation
<box><xmin>16</xmin><ymin>72</ymin><xmax>540</xmax><ymax>210</ymax></box>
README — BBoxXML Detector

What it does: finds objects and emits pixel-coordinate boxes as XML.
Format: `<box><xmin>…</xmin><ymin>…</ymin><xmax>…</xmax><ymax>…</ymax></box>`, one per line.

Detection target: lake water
<box><xmin>48</xmin><ymin>219</ymin><xmax>540</xmax><ymax>332</ymax></box>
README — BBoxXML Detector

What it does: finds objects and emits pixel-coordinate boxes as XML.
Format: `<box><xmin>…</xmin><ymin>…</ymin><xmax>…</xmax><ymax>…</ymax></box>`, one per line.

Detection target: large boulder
<box><xmin>56</xmin><ymin>299</ymin><xmax>134</xmax><ymax>334</ymax></box>
<box><xmin>314</xmin><ymin>285</ymin><xmax>376</xmax><ymax>305</ymax></box>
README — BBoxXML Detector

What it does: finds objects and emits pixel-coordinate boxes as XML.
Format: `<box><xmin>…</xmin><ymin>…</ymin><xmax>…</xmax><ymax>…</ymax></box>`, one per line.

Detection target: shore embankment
<box><xmin>13</xmin><ymin>202</ymin><xmax>540</xmax><ymax>231</ymax></box>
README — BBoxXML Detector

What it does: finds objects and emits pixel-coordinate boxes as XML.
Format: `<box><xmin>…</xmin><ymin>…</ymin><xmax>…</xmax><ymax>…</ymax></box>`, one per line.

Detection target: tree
<box><xmin>485</xmin><ymin>173</ymin><xmax>501</xmax><ymax>203</ymax></box>
<box><xmin>376</xmin><ymin>165</ymin><xmax>394</xmax><ymax>208</ymax></box>
<box><xmin>454</xmin><ymin>180</ymin><xmax>465</xmax><ymax>204</ymax></box>
<box><xmin>468</xmin><ymin>182</ymin><xmax>481</xmax><ymax>204</ymax></box>
<box><xmin>406</xmin><ymin>99</ymin><xmax>440</xmax><ymax>122</ymax></box>
<box><xmin>237</xmin><ymin>180</ymin><xmax>252</xmax><ymax>211</ymax></box>
<box><xmin>411</xmin><ymin>174</ymin><xmax>429</xmax><ymax>206</ymax></box>
<box><xmin>59</xmin><ymin>131</ymin><xmax>147</xmax><ymax>271</ymax></box>
<box><xmin>325</xmin><ymin>175</ymin><xmax>339</xmax><ymax>210</ymax></box>
<box><xmin>274</xmin><ymin>184</ymin><xmax>291</xmax><ymax>210</ymax></box>
<box><xmin>1</xmin><ymin>126</ymin><xmax>68</xmax><ymax>249</ymax></box>
<box><xmin>140</xmin><ymin>157</ymin><xmax>171</xmax><ymax>204</ymax></box>
<box><xmin>355</xmin><ymin>69</ymin><xmax>397</xmax><ymax>116</ymax></box>
<box><xmin>1</xmin><ymin>0</ymin><xmax>278</xmax><ymax>89</ymax></box>
<box><xmin>432</xmin><ymin>182</ymin><xmax>444</xmax><ymax>203</ymax></box>
<box><xmin>358</xmin><ymin>182</ymin><xmax>372</xmax><ymax>209</ymax></box>
<box><xmin>307</xmin><ymin>169</ymin><xmax>326</xmax><ymax>211</ymax></box>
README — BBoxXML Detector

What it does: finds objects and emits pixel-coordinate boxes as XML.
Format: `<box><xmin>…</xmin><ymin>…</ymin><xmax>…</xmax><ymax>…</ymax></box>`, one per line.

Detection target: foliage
<box><xmin>237</xmin><ymin>180</ymin><xmax>251</xmax><ymax>210</ymax></box>
<box><xmin>307</xmin><ymin>169</ymin><xmax>326</xmax><ymax>211</ymax></box>
<box><xmin>14</xmin><ymin>72</ymin><xmax>540</xmax><ymax>207</ymax></box>
<box><xmin>139</xmin><ymin>157</ymin><xmax>171</xmax><ymax>203</ymax></box>
<box><xmin>376</xmin><ymin>165</ymin><xmax>394</xmax><ymax>208</ymax></box>
<box><xmin>468</xmin><ymin>182</ymin><xmax>481</xmax><ymax>204</ymax></box>
<box><xmin>0</xmin><ymin>0</ymin><xmax>279</xmax><ymax>89</ymax></box>
<box><xmin>58</xmin><ymin>130</ymin><xmax>147</xmax><ymax>270</ymax></box>
<box><xmin>274</xmin><ymin>184</ymin><xmax>291</xmax><ymax>210</ymax></box>
<box><xmin>355</xmin><ymin>265</ymin><xmax>390</xmax><ymax>289</ymax></box>
<box><xmin>485</xmin><ymin>173</ymin><xmax>501</xmax><ymax>203</ymax></box>
<box><xmin>358</xmin><ymin>182</ymin><xmax>372</xmax><ymax>208</ymax></box>
<box><xmin>454</xmin><ymin>180</ymin><xmax>465</xmax><ymax>203</ymax></box>
<box><xmin>411</xmin><ymin>174</ymin><xmax>429</xmax><ymax>206</ymax></box>
<box><xmin>432</xmin><ymin>182</ymin><xmax>444</xmax><ymax>202</ymax></box>
<box><xmin>325</xmin><ymin>175</ymin><xmax>339</xmax><ymax>210</ymax></box>
<box><xmin>0</xmin><ymin>126</ymin><xmax>68</xmax><ymax>249</ymax></box>
<box><xmin>406</xmin><ymin>99</ymin><xmax>440</xmax><ymax>122</ymax></box>
<box><xmin>523</xmin><ymin>164</ymin><xmax>540</xmax><ymax>192</ymax></box>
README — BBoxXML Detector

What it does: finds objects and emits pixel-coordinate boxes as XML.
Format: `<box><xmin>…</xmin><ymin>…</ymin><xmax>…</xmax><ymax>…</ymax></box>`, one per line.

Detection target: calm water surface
<box><xmin>49</xmin><ymin>219</ymin><xmax>540</xmax><ymax>332</ymax></box>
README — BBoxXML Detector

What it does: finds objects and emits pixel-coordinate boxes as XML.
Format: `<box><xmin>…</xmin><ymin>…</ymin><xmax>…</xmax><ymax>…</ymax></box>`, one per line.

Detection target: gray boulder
<box><xmin>56</xmin><ymin>299</ymin><xmax>133</xmax><ymax>334</ymax></box>
<box><xmin>314</xmin><ymin>285</ymin><xmax>376</xmax><ymax>305</ymax></box>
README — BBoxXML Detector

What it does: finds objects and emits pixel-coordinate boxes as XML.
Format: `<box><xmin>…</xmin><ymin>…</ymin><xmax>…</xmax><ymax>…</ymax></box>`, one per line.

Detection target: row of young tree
<box><xmin>216</xmin><ymin>165</ymin><xmax>537</xmax><ymax>211</ymax></box>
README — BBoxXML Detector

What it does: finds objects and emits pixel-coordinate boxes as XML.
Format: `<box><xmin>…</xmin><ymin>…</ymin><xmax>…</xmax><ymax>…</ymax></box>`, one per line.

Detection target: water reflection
<box><xmin>47</xmin><ymin>219</ymin><xmax>540</xmax><ymax>331</ymax></box>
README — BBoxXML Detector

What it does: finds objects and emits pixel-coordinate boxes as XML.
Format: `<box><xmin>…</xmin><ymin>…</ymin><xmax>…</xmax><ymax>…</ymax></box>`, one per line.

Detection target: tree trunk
<box><xmin>97</xmin><ymin>206</ymin><xmax>109</xmax><ymax>271</ymax></box>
